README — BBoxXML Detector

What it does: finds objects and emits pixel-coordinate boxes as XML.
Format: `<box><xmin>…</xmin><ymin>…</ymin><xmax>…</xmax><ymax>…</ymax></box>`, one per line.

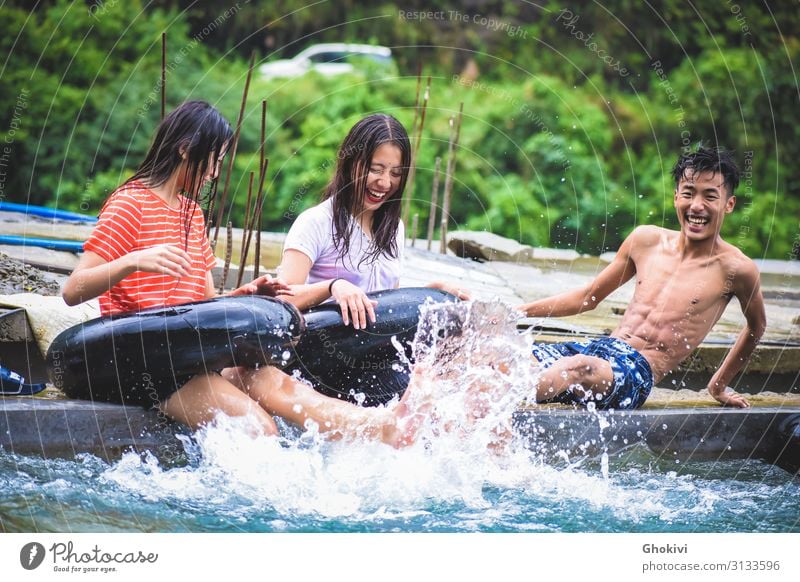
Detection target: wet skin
<box><xmin>520</xmin><ymin>170</ymin><xmax>766</xmax><ymax>407</ymax></box>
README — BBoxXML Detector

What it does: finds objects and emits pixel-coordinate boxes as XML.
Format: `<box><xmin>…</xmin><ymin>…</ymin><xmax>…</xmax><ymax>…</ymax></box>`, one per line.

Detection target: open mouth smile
<box><xmin>686</xmin><ymin>214</ymin><xmax>709</xmax><ymax>226</ymax></box>
<box><xmin>366</xmin><ymin>189</ymin><xmax>390</xmax><ymax>204</ymax></box>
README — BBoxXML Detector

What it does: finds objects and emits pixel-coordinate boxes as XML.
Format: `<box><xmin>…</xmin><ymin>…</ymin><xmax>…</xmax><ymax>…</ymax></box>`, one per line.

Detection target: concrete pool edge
<box><xmin>1</xmin><ymin>398</ymin><xmax>798</xmax><ymax>474</ymax></box>
<box><xmin>513</xmin><ymin>407</ymin><xmax>800</xmax><ymax>474</ymax></box>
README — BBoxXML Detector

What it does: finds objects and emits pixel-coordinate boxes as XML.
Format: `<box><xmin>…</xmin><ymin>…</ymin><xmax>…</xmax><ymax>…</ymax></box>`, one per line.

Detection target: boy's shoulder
<box><xmin>625</xmin><ymin>224</ymin><xmax>671</xmax><ymax>250</ymax></box>
<box><xmin>629</xmin><ymin>224</ymin><xmax>668</xmax><ymax>239</ymax></box>
<box><xmin>716</xmin><ymin>237</ymin><xmax>759</xmax><ymax>276</ymax></box>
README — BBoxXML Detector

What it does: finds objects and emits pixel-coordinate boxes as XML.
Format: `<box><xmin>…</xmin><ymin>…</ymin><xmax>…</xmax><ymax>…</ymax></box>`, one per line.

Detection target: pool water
<box><xmin>1</xmin><ymin>300</ymin><xmax>798</xmax><ymax>533</ymax></box>
<box><xmin>1</xmin><ymin>425</ymin><xmax>797</xmax><ymax>533</ymax></box>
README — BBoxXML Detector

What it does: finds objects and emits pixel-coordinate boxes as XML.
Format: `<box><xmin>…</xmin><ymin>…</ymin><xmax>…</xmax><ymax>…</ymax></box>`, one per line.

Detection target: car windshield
<box><xmin>306</xmin><ymin>50</ymin><xmax>389</xmax><ymax>64</ymax></box>
<box><xmin>307</xmin><ymin>52</ymin><xmax>348</xmax><ymax>64</ymax></box>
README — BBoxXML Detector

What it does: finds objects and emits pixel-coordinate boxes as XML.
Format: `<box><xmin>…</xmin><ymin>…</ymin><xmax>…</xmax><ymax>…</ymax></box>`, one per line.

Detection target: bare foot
<box><xmin>380</xmin><ymin>365</ymin><xmax>435</xmax><ymax>448</ymax></box>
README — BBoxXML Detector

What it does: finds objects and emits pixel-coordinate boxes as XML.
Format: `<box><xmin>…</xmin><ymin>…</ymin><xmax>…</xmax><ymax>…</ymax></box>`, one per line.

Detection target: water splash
<box><xmin>39</xmin><ymin>300</ymin><xmax>793</xmax><ymax>532</ymax></box>
<box><xmin>98</xmin><ymin>301</ymin><xmax>642</xmax><ymax>523</ymax></box>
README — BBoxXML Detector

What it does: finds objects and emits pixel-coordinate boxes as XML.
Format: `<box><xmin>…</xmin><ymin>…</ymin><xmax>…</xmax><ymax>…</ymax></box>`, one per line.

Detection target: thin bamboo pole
<box><xmin>239</xmin><ymin>156</ymin><xmax>271</xmax><ymax>284</ymax></box>
<box><xmin>220</xmin><ymin>221</ymin><xmax>233</xmax><ymax>293</ymax></box>
<box><xmin>206</xmin><ymin>179</ymin><xmax>219</xmax><ymax>239</ymax></box>
<box><xmin>246</xmin><ymin>158</ymin><xmax>269</xmax><ymax>282</ymax></box>
<box><xmin>254</xmin><ymin>100</ymin><xmax>268</xmax><ymax>281</ymax></box>
<box><xmin>426</xmin><ymin>156</ymin><xmax>441</xmax><ymax>251</ymax></box>
<box><xmin>160</xmin><ymin>33</ymin><xmax>166</xmax><ymax>120</ymax></box>
<box><xmin>401</xmin><ymin>66</ymin><xmax>422</xmax><ymax>227</ymax></box>
<box><xmin>236</xmin><ymin>172</ymin><xmax>255</xmax><ymax>288</ymax></box>
<box><xmin>439</xmin><ymin>103</ymin><xmax>463</xmax><ymax>255</ymax></box>
<box><xmin>212</xmin><ymin>51</ymin><xmax>256</xmax><ymax>247</ymax></box>
<box><xmin>259</xmin><ymin>100</ymin><xmax>267</xmax><ymax>189</ymax></box>
<box><xmin>402</xmin><ymin>73</ymin><xmax>430</xmax><ymax>227</ymax></box>
<box><xmin>254</xmin><ymin>207</ymin><xmax>262</xmax><ymax>280</ymax></box>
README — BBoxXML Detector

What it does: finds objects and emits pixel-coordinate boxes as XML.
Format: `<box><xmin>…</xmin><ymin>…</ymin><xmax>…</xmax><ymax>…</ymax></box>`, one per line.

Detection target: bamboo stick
<box><xmin>410</xmin><ymin>213</ymin><xmax>419</xmax><ymax>248</ymax></box>
<box><xmin>251</xmin><ymin>100</ymin><xmax>268</xmax><ymax>281</ymax></box>
<box><xmin>426</xmin><ymin>156</ymin><xmax>441</xmax><ymax>251</ymax></box>
<box><xmin>402</xmin><ymin>73</ymin><xmax>431</xmax><ymax>227</ymax></box>
<box><xmin>440</xmin><ymin>103</ymin><xmax>463</xmax><ymax>255</ymax></box>
<box><xmin>254</xmin><ymin>101</ymin><xmax>268</xmax><ymax>281</ymax></box>
<box><xmin>254</xmin><ymin>206</ymin><xmax>262</xmax><ymax>280</ymax></box>
<box><xmin>236</xmin><ymin>172</ymin><xmax>255</xmax><ymax>288</ymax></box>
<box><xmin>401</xmin><ymin>66</ymin><xmax>422</xmax><ymax>227</ymax></box>
<box><xmin>161</xmin><ymin>33</ymin><xmax>166</xmax><ymax>120</ymax></box>
<box><xmin>239</xmin><ymin>156</ymin><xmax>271</xmax><ymax>284</ymax></box>
<box><xmin>409</xmin><ymin>62</ymin><xmax>422</xmax><ymax>139</ymax></box>
<box><xmin>206</xmin><ymin>179</ymin><xmax>219</xmax><ymax>240</ymax></box>
<box><xmin>212</xmin><ymin>51</ymin><xmax>256</xmax><ymax>247</ymax></box>
<box><xmin>248</xmin><ymin>158</ymin><xmax>269</xmax><ymax>281</ymax></box>
<box><xmin>220</xmin><ymin>221</ymin><xmax>233</xmax><ymax>294</ymax></box>
<box><xmin>259</xmin><ymin>100</ymin><xmax>267</xmax><ymax>189</ymax></box>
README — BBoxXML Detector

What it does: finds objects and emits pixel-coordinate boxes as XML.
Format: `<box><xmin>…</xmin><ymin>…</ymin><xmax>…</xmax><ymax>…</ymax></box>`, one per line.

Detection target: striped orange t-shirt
<box><xmin>84</xmin><ymin>181</ymin><xmax>217</xmax><ymax>315</ymax></box>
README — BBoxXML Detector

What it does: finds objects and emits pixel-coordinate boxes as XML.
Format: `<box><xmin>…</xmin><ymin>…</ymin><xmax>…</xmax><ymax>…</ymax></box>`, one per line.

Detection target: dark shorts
<box><xmin>531</xmin><ymin>337</ymin><xmax>653</xmax><ymax>410</ymax></box>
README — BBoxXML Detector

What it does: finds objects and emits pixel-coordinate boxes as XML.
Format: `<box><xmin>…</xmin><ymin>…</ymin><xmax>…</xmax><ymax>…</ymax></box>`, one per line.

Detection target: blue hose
<box><xmin>0</xmin><ymin>235</ymin><xmax>85</xmax><ymax>253</ymax></box>
<box><xmin>0</xmin><ymin>201</ymin><xmax>96</xmax><ymax>223</ymax></box>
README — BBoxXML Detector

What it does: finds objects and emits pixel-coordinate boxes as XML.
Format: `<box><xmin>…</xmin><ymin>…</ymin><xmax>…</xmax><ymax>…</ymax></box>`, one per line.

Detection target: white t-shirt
<box><xmin>283</xmin><ymin>198</ymin><xmax>404</xmax><ymax>292</ymax></box>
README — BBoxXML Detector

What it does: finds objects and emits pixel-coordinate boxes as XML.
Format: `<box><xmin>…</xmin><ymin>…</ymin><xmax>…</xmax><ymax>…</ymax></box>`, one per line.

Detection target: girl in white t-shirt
<box><xmin>281</xmin><ymin>114</ymin><xmax>467</xmax><ymax>328</ymax></box>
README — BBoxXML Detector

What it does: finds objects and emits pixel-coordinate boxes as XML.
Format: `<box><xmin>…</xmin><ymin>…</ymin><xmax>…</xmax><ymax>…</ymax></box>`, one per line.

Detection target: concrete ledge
<box><xmin>513</xmin><ymin>407</ymin><xmax>800</xmax><ymax>474</ymax></box>
<box><xmin>2</xmin><ymin>398</ymin><xmax>798</xmax><ymax>474</ymax></box>
<box><xmin>0</xmin><ymin>398</ymin><xmax>186</xmax><ymax>461</ymax></box>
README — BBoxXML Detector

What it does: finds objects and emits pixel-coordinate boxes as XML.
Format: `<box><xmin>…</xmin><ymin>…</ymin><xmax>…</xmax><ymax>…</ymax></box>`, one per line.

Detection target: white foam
<box><xmin>97</xmin><ymin>301</ymin><xmax>722</xmax><ymax>524</ymax></box>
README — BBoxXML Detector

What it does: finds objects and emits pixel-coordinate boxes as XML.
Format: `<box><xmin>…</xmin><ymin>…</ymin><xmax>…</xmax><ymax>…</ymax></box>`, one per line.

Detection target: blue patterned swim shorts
<box><xmin>531</xmin><ymin>336</ymin><xmax>653</xmax><ymax>410</ymax></box>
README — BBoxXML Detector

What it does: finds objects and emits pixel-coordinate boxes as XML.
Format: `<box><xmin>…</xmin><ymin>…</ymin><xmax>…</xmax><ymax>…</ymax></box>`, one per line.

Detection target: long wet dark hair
<box><xmin>323</xmin><ymin>114</ymin><xmax>411</xmax><ymax>264</ymax></box>
<box><xmin>120</xmin><ymin>100</ymin><xmax>232</xmax><ymax>246</ymax></box>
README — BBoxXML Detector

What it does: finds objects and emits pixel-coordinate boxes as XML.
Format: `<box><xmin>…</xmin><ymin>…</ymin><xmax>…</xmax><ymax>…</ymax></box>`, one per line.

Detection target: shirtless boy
<box><xmin>518</xmin><ymin>146</ymin><xmax>766</xmax><ymax>409</ymax></box>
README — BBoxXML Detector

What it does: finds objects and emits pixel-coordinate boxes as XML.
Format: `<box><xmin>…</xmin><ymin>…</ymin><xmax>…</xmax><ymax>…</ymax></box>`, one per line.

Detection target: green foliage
<box><xmin>1</xmin><ymin>0</ymin><xmax>797</xmax><ymax>259</ymax></box>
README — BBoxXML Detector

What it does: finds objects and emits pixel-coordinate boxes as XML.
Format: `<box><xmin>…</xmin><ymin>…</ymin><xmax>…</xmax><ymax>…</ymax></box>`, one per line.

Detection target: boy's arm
<box><xmin>707</xmin><ymin>260</ymin><xmax>767</xmax><ymax>408</ymax></box>
<box><xmin>518</xmin><ymin>228</ymin><xmax>640</xmax><ymax>317</ymax></box>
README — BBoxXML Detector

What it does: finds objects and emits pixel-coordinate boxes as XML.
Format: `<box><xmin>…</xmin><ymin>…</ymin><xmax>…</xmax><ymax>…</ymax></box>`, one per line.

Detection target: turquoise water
<box><xmin>2</xmin><ymin>300</ymin><xmax>798</xmax><ymax>533</ymax></box>
<box><xmin>1</xmin><ymin>433</ymin><xmax>798</xmax><ymax>533</ymax></box>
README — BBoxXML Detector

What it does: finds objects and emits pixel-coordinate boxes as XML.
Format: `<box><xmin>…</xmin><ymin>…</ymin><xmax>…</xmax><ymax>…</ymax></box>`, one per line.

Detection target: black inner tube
<box><xmin>47</xmin><ymin>295</ymin><xmax>303</xmax><ymax>407</ymax></box>
<box><xmin>288</xmin><ymin>287</ymin><xmax>456</xmax><ymax>406</ymax></box>
<box><xmin>46</xmin><ymin>288</ymin><xmax>458</xmax><ymax>408</ymax></box>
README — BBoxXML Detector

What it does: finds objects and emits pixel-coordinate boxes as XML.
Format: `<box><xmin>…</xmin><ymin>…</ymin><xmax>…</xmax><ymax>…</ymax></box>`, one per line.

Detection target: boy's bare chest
<box><xmin>632</xmin><ymin>252</ymin><xmax>732</xmax><ymax>312</ymax></box>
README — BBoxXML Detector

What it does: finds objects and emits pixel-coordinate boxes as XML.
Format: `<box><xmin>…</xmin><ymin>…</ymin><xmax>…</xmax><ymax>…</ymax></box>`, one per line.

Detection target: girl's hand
<box><xmin>229</xmin><ymin>274</ymin><xmax>294</xmax><ymax>298</ymax></box>
<box><xmin>427</xmin><ymin>280</ymin><xmax>471</xmax><ymax>301</ymax></box>
<box><xmin>330</xmin><ymin>279</ymin><xmax>377</xmax><ymax>329</ymax></box>
<box><xmin>131</xmin><ymin>244</ymin><xmax>192</xmax><ymax>278</ymax></box>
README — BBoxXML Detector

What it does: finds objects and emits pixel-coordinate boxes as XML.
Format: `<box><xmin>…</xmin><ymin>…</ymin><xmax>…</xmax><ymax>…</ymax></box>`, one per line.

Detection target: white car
<box><xmin>259</xmin><ymin>43</ymin><xmax>394</xmax><ymax>79</ymax></box>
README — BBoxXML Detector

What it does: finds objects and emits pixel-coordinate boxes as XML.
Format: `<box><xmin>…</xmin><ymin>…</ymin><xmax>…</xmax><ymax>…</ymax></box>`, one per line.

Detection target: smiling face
<box><xmin>361</xmin><ymin>142</ymin><xmax>403</xmax><ymax>214</ymax></box>
<box><xmin>673</xmin><ymin>169</ymin><xmax>736</xmax><ymax>241</ymax></box>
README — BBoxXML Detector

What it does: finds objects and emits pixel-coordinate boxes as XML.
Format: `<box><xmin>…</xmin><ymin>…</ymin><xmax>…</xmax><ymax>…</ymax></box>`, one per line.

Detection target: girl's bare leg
<box><xmin>227</xmin><ymin>366</ymin><xmax>427</xmax><ymax>447</ymax></box>
<box><xmin>161</xmin><ymin>372</ymin><xmax>279</xmax><ymax>436</ymax></box>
